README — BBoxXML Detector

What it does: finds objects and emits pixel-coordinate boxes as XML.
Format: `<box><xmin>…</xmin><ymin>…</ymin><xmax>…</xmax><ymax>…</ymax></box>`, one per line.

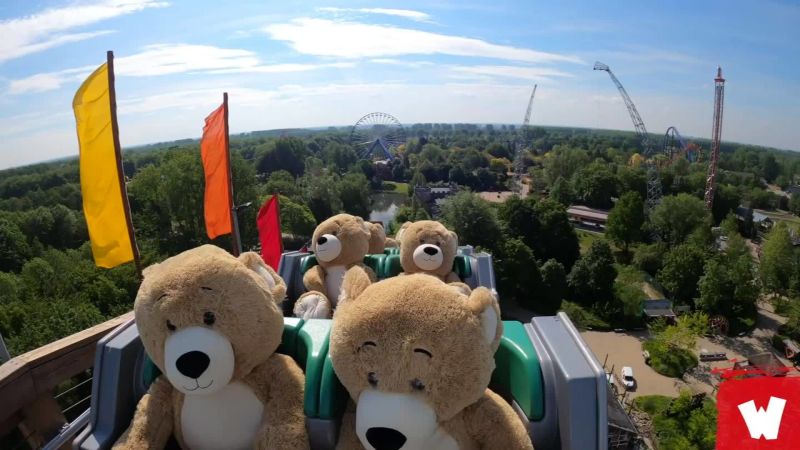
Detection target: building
<box><xmin>641</xmin><ymin>299</ymin><xmax>676</xmax><ymax>322</ymax></box>
<box><xmin>413</xmin><ymin>184</ymin><xmax>456</xmax><ymax>217</ymax></box>
<box><xmin>785</xmin><ymin>185</ymin><xmax>800</xmax><ymax>197</ymax></box>
<box><xmin>566</xmin><ymin>205</ymin><xmax>610</xmax><ymax>230</ymax></box>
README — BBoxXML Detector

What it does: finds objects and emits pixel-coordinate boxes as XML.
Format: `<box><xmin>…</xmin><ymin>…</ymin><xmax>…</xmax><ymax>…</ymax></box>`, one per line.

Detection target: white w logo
<box><xmin>738</xmin><ymin>396</ymin><xmax>787</xmax><ymax>440</ymax></box>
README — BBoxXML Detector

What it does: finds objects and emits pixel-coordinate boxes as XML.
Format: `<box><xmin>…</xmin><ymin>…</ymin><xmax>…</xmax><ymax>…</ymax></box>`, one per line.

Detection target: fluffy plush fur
<box><xmin>398</xmin><ymin>221</ymin><xmax>470</xmax><ymax>294</ymax></box>
<box><xmin>113</xmin><ymin>245</ymin><xmax>308</xmax><ymax>450</ymax></box>
<box><xmin>367</xmin><ymin>222</ymin><xmax>395</xmax><ymax>253</ymax></box>
<box><xmin>293</xmin><ymin>214</ymin><xmax>376</xmax><ymax>319</ymax></box>
<box><xmin>330</xmin><ymin>273</ymin><xmax>533</xmax><ymax>450</ymax></box>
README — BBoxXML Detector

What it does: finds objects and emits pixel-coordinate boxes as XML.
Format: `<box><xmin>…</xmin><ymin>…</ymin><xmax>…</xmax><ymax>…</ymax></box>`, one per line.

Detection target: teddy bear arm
<box><xmin>444</xmin><ymin>271</ymin><xmax>462</xmax><ymax>284</ymax></box>
<box><xmin>251</xmin><ymin>354</ymin><xmax>310</xmax><ymax>450</ymax></box>
<box><xmin>303</xmin><ymin>265</ymin><xmax>327</xmax><ymax>294</ymax></box>
<box><xmin>112</xmin><ymin>377</ymin><xmax>174</xmax><ymax>450</ymax></box>
<box><xmin>462</xmin><ymin>390</ymin><xmax>534</xmax><ymax>450</ymax></box>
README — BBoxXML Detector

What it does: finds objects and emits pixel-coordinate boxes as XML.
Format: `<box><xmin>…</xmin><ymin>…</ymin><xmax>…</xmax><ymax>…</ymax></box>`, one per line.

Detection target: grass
<box><xmin>756</xmin><ymin>208</ymin><xmax>800</xmax><ymax>226</ymax></box>
<box><xmin>643</xmin><ymin>340</ymin><xmax>698</xmax><ymax>378</ymax></box>
<box><xmin>576</xmin><ymin>229</ymin><xmax>604</xmax><ymax>255</ymax></box>
<box><xmin>377</xmin><ymin>181</ymin><xmax>409</xmax><ymax>195</ymax></box>
<box><xmin>615</xmin><ymin>264</ymin><xmax>665</xmax><ymax>300</ymax></box>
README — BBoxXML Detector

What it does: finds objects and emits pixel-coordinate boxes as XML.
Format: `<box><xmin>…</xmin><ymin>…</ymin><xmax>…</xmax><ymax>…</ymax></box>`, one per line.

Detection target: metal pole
<box><xmin>223</xmin><ymin>92</ymin><xmax>242</xmax><ymax>256</ymax></box>
<box><xmin>107</xmin><ymin>51</ymin><xmax>142</xmax><ymax>278</ymax></box>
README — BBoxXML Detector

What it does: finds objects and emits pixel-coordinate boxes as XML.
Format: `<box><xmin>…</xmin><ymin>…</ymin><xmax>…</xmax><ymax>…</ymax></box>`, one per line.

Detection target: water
<box><xmin>369</xmin><ymin>192</ymin><xmax>409</xmax><ymax>228</ymax></box>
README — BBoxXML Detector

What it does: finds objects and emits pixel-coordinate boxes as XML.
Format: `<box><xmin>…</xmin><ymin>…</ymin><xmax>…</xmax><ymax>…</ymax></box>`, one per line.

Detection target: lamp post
<box><xmin>231</xmin><ymin>201</ymin><xmax>253</xmax><ymax>255</ymax></box>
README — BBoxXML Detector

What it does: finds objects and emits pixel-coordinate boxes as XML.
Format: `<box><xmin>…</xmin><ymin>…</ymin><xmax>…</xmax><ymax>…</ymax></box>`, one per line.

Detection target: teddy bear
<box><xmin>330</xmin><ymin>272</ymin><xmax>533</xmax><ymax>450</ymax></box>
<box><xmin>367</xmin><ymin>222</ymin><xmax>396</xmax><ymax>254</ymax></box>
<box><xmin>293</xmin><ymin>213</ymin><xmax>376</xmax><ymax>320</ymax></box>
<box><xmin>398</xmin><ymin>220</ymin><xmax>470</xmax><ymax>293</ymax></box>
<box><xmin>113</xmin><ymin>245</ymin><xmax>309</xmax><ymax>450</ymax></box>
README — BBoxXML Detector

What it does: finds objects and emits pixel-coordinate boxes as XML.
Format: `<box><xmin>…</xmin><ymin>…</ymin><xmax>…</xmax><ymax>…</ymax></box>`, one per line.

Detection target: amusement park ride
<box><xmin>349</xmin><ymin>112</ymin><xmax>406</xmax><ymax>161</ymax></box>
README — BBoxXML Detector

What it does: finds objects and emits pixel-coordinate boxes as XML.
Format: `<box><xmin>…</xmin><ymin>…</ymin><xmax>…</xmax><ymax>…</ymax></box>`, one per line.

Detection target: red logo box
<box><xmin>716</xmin><ymin>376</ymin><xmax>800</xmax><ymax>449</ymax></box>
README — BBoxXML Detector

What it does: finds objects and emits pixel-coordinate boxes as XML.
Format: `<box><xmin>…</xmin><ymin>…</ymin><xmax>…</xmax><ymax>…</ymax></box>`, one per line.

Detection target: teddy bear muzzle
<box><xmin>412</xmin><ymin>244</ymin><xmax>444</xmax><ymax>271</ymax></box>
<box><xmin>164</xmin><ymin>326</ymin><xmax>235</xmax><ymax>396</ymax></box>
<box><xmin>315</xmin><ymin>233</ymin><xmax>342</xmax><ymax>262</ymax></box>
<box><xmin>355</xmin><ymin>390</ymin><xmax>458</xmax><ymax>450</ymax></box>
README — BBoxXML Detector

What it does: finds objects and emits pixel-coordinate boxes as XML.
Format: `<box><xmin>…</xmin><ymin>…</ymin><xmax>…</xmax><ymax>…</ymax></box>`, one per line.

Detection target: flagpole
<box><xmin>107</xmin><ymin>50</ymin><xmax>142</xmax><ymax>278</ymax></box>
<box><xmin>223</xmin><ymin>92</ymin><xmax>242</xmax><ymax>256</ymax></box>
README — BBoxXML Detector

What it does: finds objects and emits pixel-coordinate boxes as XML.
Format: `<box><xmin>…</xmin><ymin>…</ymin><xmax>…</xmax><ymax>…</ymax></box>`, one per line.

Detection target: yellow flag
<box><xmin>73</xmin><ymin>62</ymin><xmax>134</xmax><ymax>268</ymax></box>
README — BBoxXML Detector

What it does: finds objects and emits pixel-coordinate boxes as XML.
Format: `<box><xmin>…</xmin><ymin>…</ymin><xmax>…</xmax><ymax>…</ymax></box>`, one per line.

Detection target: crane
<box><xmin>704</xmin><ymin>67</ymin><xmax>725</xmax><ymax>209</ymax></box>
<box><xmin>512</xmin><ymin>84</ymin><xmax>537</xmax><ymax>194</ymax></box>
<box><xmin>593</xmin><ymin>62</ymin><xmax>662</xmax><ymax>210</ymax></box>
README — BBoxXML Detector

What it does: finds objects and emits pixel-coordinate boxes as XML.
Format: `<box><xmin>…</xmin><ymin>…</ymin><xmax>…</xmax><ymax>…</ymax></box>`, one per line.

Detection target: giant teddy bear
<box><xmin>398</xmin><ymin>220</ymin><xmax>470</xmax><ymax>294</ymax></box>
<box><xmin>114</xmin><ymin>245</ymin><xmax>309</xmax><ymax>450</ymax></box>
<box><xmin>293</xmin><ymin>214</ymin><xmax>376</xmax><ymax>320</ymax></box>
<box><xmin>368</xmin><ymin>222</ymin><xmax>397</xmax><ymax>253</ymax></box>
<box><xmin>330</xmin><ymin>272</ymin><xmax>534</xmax><ymax>450</ymax></box>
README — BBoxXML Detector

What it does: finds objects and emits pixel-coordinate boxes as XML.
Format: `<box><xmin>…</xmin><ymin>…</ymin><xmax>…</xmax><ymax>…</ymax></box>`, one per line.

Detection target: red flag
<box><xmin>201</xmin><ymin>98</ymin><xmax>232</xmax><ymax>240</ymax></box>
<box><xmin>257</xmin><ymin>195</ymin><xmax>283</xmax><ymax>269</ymax></box>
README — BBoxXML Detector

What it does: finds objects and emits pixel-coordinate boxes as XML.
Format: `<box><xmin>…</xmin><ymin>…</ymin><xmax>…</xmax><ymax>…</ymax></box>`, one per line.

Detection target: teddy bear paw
<box><xmin>294</xmin><ymin>293</ymin><xmax>332</xmax><ymax>319</ymax></box>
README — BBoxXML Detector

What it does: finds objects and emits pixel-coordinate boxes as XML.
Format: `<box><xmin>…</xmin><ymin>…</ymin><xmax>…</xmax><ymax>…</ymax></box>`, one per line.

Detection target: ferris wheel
<box><xmin>350</xmin><ymin>112</ymin><xmax>406</xmax><ymax>161</ymax></box>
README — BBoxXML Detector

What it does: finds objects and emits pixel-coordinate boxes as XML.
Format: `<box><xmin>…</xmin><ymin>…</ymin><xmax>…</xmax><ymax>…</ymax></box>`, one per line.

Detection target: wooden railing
<box><xmin>0</xmin><ymin>312</ymin><xmax>133</xmax><ymax>449</ymax></box>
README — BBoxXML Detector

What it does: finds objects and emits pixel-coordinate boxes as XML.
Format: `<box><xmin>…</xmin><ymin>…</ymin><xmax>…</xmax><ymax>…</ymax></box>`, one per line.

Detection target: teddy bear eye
<box><xmin>166</xmin><ymin>320</ymin><xmax>176</xmax><ymax>331</ymax></box>
<box><xmin>359</xmin><ymin>341</ymin><xmax>376</xmax><ymax>351</ymax></box>
<box><xmin>411</xmin><ymin>378</ymin><xmax>425</xmax><ymax>391</ymax></box>
<box><xmin>368</xmin><ymin>372</ymin><xmax>378</xmax><ymax>387</ymax></box>
<box><xmin>414</xmin><ymin>348</ymin><xmax>433</xmax><ymax>358</ymax></box>
<box><xmin>203</xmin><ymin>311</ymin><xmax>215</xmax><ymax>326</ymax></box>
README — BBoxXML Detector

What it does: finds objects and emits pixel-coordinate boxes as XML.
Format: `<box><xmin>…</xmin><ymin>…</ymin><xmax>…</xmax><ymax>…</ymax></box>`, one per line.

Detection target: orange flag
<box><xmin>201</xmin><ymin>97</ymin><xmax>232</xmax><ymax>239</ymax></box>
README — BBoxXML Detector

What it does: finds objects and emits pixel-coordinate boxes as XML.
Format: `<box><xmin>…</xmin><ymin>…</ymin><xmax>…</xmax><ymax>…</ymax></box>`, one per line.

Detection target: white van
<box><xmin>620</xmin><ymin>366</ymin><xmax>635</xmax><ymax>389</ymax></box>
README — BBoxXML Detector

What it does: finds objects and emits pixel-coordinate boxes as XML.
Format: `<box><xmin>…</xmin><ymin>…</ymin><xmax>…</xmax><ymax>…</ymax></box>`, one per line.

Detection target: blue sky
<box><xmin>0</xmin><ymin>0</ymin><xmax>798</xmax><ymax>169</ymax></box>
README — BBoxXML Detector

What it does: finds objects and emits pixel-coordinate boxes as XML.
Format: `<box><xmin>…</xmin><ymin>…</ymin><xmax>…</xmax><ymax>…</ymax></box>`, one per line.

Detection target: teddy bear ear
<box><xmin>396</xmin><ymin>221</ymin><xmax>412</xmax><ymax>240</ymax></box>
<box><xmin>464</xmin><ymin>287</ymin><xmax>502</xmax><ymax>347</ymax></box>
<box><xmin>238</xmin><ymin>252</ymin><xmax>287</xmax><ymax>303</ymax></box>
<box><xmin>339</xmin><ymin>266</ymin><xmax>372</xmax><ymax>305</ymax></box>
<box><xmin>449</xmin><ymin>230</ymin><xmax>459</xmax><ymax>247</ymax></box>
<box><xmin>141</xmin><ymin>262</ymin><xmax>160</xmax><ymax>279</ymax></box>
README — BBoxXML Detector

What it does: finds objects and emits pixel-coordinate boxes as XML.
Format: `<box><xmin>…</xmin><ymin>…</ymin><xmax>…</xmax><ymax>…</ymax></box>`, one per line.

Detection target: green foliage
<box><xmin>658</xmin><ymin>243</ymin><xmax>709</xmax><ymax>305</ymax></box>
<box><xmin>539</xmin><ymin>259</ymin><xmax>567</xmax><ymax>314</ymax></box>
<box><xmin>339</xmin><ymin>172</ymin><xmax>371</xmax><ymax>218</ymax></box>
<box><xmin>606</xmin><ymin>191</ymin><xmax>645</xmax><ymax>252</ymax></box>
<box><xmin>644</xmin><ymin>312</ymin><xmax>707</xmax><ymax>377</ymax></box>
<box><xmin>632</xmin><ymin>242</ymin><xmax>665</xmax><ymax>276</ymax></box>
<box><xmin>634</xmin><ymin>392</ymin><xmax>717</xmax><ymax>450</ymax></box>
<box><xmin>697</xmin><ymin>237</ymin><xmax>759</xmax><ymax>332</ymax></box>
<box><xmin>558</xmin><ymin>300</ymin><xmax>610</xmax><ymax>330</ymax></box>
<box><xmin>495</xmin><ymin>239</ymin><xmax>542</xmax><ymax>310</ymax></box>
<box><xmin>263</xmin><ymin>170</ymin><xmax>301</xmax><ymax>199</ymax></box>
<box><xmin>570</xmin><ymin>160</ymin><xmax>617</xmax><ymax>208</ymax></box>
<box><xmin>0</xmin><ymin>217</ymin><xmax>32</xmax><ymax>272</ymax></box>
<box><xmin>790</xmin><ymin>193</ymin><xmax>800</xmax><ymax>216</ymax></box>
<box><xmin>567</xmin><ymin>240</ymin><xmax>617</xmax><ymax>303</ymax></box>
<box><xmin>531</xmin><ymin>199</ymin><xmax>581</xmax><ymax>270</ymax></box>
<box><xmin>543</xmin><ymin>145</ymin><xmax>589</xmax><ymax>184</ymax></box>
<box><xmin>643</xmin><ymin>340</ymin><xmax>698</xmax><ymax>378</ymax></box>
<box><xmin>276</xmin><ymin>195</ymin><xmax>316</xmax><ymax>237</ymax></box>
<box><xmin>256</xmin><ymin>137</ymin><xmax>308</xmax><ymax>177</ymax></box>
<box><xmin>548</xmin><ymin>176</ymin><xmax>573</xmax><ymax>205</ymax></box>
<box><xmin>760</xmin><ymin>223</ymin><xmax>798</xmax><ymax>295</ymax></box>
<box><xmin>650</xmin><ymin>194</ymin><xmax>711</xmax><ymax>245</ymax></box>
<box><xmin>440</xmin><ymin>192</ymin><xmax>503</xmax><ymax>252</ymax></box>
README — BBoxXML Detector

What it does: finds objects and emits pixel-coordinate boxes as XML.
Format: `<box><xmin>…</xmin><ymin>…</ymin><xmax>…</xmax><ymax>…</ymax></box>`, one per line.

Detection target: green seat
<box><xmin>362</xmin><ymin>254</ymin><xmax>386</xmax><ymax>278</ymax></box>
<box><xmin>299</xmin><ymin>255</ymin><xmax>318</xmax><ymax>275</ymax></box>
<box><xmin>491</xmin><ymin>321</ymin><xmax>545</xmax><ymax>421</ymax></box>
<box><xmin>383</xmin><ymin>248</ymin><xmax>400</xmax><ymax>255</ymax></box>
<box><xmin>453</xmin><ymin>256</ymin><xmax>472</xmax><ymax>279</ymax></box>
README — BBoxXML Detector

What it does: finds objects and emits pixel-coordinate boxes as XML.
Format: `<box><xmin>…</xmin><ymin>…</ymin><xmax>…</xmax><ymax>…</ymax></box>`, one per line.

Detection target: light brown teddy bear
<box><xmin>367</xmin><ymin>222</ymin><xmax>395</xmax><ymax>254</ymax></box>
<box><xmin>398</xmin><ymin>220</ymin><xmax>470</xmax><ymax>293</ymax></box>
<box><xmin>293</xmin><ymin>214</ymin><xmax>376</xmax><ymax>320</ymax></box>
<box><xmin>331</xmin><ymin>272</ymin><xmax>533</xmax><ymax>450</ymax></box>
<box><xmin>114</xmin><ymin>245</ymin><xmax>309</xmax><ymax>450</ymax></box>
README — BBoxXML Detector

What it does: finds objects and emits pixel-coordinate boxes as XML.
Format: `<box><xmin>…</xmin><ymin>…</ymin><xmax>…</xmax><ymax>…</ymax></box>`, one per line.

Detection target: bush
<box><xmin>634</xmin><ymin>392</ymin><xmax>717</xmax><ymax>450</ymax></box>
<box><xmin>633</xmin><ymin>243</ymin><xmax>665</xmax><ymax>276</ymax></box>
<box><xmin>643</xmin><ymin>340</ymin><xmax>698</xmax><ymax>378</ymax></box>
<box><xmin>559</xmin><ymin>301</ymin><xmax>611</xmax><ymax>330</ymax></box>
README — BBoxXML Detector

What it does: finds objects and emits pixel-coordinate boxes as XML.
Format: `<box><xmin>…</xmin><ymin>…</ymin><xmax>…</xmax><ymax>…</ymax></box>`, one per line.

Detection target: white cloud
<box><xmin>318</xmin><ymin>7</ymin><xmax>433</xmax><ymax>23</ymax></box>
<box><xmin>6</xmin><ymin>44</ymin><xmax>342</xmax><ymax>94</ymax></box>
<box><xmin>0</xmin><ymin>0</ymin><xmax>167</xmax><ymax>63</ymax></box>
<box><xmin>264</xmin><ymin>18</ymin><xmax>583</xmax><ymax>64</ymax></box>
<box><xmin>449</xmin><ymin>65</ymin><xmax>574</xmax><ymax>81</ymax></box>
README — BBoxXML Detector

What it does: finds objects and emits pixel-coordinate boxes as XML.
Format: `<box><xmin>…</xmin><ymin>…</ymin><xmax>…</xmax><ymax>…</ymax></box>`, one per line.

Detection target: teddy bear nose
<box><xmin>175</xmin><ymin>350</ymin><xmax>210</xmax><ymax>379</ymax></box>
<box><xmin>317</xmin><ymin>236</ymin><xmax>328</xmax><ymax>245</ymax></box>
<box><xmin>423</xmin><ymin>246</ymin><xmax>439</xmax><ymax>256</ymax></box>
<box><xmin>366</xmin><ymin>427</ymin><xmax>406</xmax><ymax>450</ymax></box>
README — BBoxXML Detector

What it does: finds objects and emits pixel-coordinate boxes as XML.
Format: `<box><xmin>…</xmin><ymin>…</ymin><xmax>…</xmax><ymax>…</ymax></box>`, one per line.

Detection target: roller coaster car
<box><xmin>73</xmin><ymin>247</ymin><xmax>612</xmax><ymax>450</ymax></box>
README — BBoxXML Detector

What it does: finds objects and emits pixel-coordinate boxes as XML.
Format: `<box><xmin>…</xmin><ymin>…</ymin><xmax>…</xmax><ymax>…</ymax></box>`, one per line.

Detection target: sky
<box><xmin>0</xmin><ymin>0</ymin><xmax>798</xmax><ymax>169</ymax></box>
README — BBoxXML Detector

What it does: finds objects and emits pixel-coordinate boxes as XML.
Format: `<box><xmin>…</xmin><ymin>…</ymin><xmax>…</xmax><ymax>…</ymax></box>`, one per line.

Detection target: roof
<box><xmin>642</xmin><ymin>299</ymin><xmax>676</xmax><ymax>318</ymax></box>
<box><xmin>566</xmin><ymin>205</ymin><xmax>609</xmax><ymax>222</ymax></box>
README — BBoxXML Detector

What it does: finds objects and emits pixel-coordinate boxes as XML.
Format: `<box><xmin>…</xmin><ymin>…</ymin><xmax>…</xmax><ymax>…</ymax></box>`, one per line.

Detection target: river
<box><xmin>369</xmin><ymin>191</ymin><xmax>409</xmax><ymax>228</ymax></box>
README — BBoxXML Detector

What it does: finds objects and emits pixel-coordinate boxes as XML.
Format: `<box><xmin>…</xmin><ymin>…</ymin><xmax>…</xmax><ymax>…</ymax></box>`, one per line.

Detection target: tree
<box><xmin>549</xmin><ymin>176</ymin><xmax>573</xmax><ymax>205</ymax></box>
<box><xmin>790</xmin><ymin>193</ymin><xmax>800</xmax><ymax>216</ymax></box>
<box><xmin>495</xmin><ymin>239</ymin><xmax>542</xmax><ymax>310</ymax></box>
<box><xmin>256</xmin><ymin>137</ymin><xmax>307</xmax><ymax>176</ymax></box>
<box><xmin>657</xmin><ymin>244</ymin><xmax>708</xmax><ymax>305</ymax></box>
<box><xmin>697</xmin><ymin>238</ymin><xmax>759</xmax><ymax>331</ymax></box>
<box><xmin>532</xmin><ymin>199</ymin><xmax>580</xmax><ymax>270</ymax></box>
<box><xmin>606</xmin><ymin>192</ymin><xmax>645</xmax><ymax>253</ymax></box>
<box><xmin>633</xmin><ymin>243</ymin><xmax>666</xmax><ymax>276</ymax></box>
<box><xmin>540</xmin><ymin>259</ymin><xmax>567</xmax><ymax>314</ymax></box>
<box><xmin>568</xmin><ymin>240</ymin><xmax>617</xmax><ymax>304</ymax></box>
<box><xmin>0</xmin><ymin>217</ymin><xmax>32</xmax><ymax>272</ymax></box>
<box><xmin>760</xmin><ymin>223</ymin><xmax>797</xmax><ymax>295</ymax></box>
<box><xmin>276</xmin><ymin>195</ymin><xmax>316</xmax><ymax>237</ymax></box>
<box><xmin>650</xmin><ymin>194</ymin><xmax>710</xmax><ymax>245</ymax></box>
<box><xmin>302</xmin><ymin>172</ymin><xmax>342</xmax><ymax>222</ymax></box>
<box><xmin>761</xmin><ymin>153</ymin><xmax>780</xmax><ymax>183</ymax></box>
<box><xmin>339</xmin><ymin>172</ymin><xmax>371</xmax><ymax>218</ymax></box>
<box><xmin>543</xmin><ymin>146</ymin><xmax>589</xmax><ymax>184</ymax></box>
<box><xmin>711</xmin><ymin>184</ymin><xmax>741</xmax><ymax>224</ymax></box>
<box><xmin>263</xmin><ymin>170</ymin><xmax>301</xmax><ymax>199</ymax></box>
<box><xmin>440</xmin><ymin>192</ymin><xmax>503</xmax><ymax>252</ymax></box>
<box><xmin>571</xmin><ymin>160</ymin><xmax>617</xmax><ymax>208</ymax></box>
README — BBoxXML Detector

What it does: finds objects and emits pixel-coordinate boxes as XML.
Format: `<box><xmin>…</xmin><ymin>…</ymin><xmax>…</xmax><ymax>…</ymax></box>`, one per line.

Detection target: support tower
<box><xmin>704</xmin><ymin>67</ymin><xmax>725</xmax><ymax>209</ymax></box>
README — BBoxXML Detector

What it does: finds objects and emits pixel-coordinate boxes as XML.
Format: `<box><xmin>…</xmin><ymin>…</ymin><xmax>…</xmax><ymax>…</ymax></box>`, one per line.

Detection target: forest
<box><xmin>1</xmin><ymin>124</ymin><xmax>800</xmax><ymax>359</ymax></box>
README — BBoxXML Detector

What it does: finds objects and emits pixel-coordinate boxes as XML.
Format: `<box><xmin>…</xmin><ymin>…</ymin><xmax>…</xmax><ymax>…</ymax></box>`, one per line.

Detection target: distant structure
<box><xmin>704</xmin><ymin>67</ymin><xmax>726</xmax><ymax>209</ymax></box>
<box><xmin>512</xmin><ymin>84</ymin><xmax>537</xmax><ymax>194</ymax></box>
<box><xmin>594</xmin><ymin>62</ymin><xmax>662</xmax><ymax>210</ymax></box>
<box><xmin>662</xmin><ymin>126</ymin><xmax>701</xmax><ymax>163</ymax></box>
<box><xmin>566</xmin><ymin>205</ymin><xmax>609</xmax><ymax>230</ymax></box>
<box><xmin>349</xmin><ymin>112</ymin><xmax>406</xmax><ymax>161</ymax></box>
<box><xmin>414</xmin><ymin>184</ymin><xmax>456</xmax><ymax>217</ymax></box>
